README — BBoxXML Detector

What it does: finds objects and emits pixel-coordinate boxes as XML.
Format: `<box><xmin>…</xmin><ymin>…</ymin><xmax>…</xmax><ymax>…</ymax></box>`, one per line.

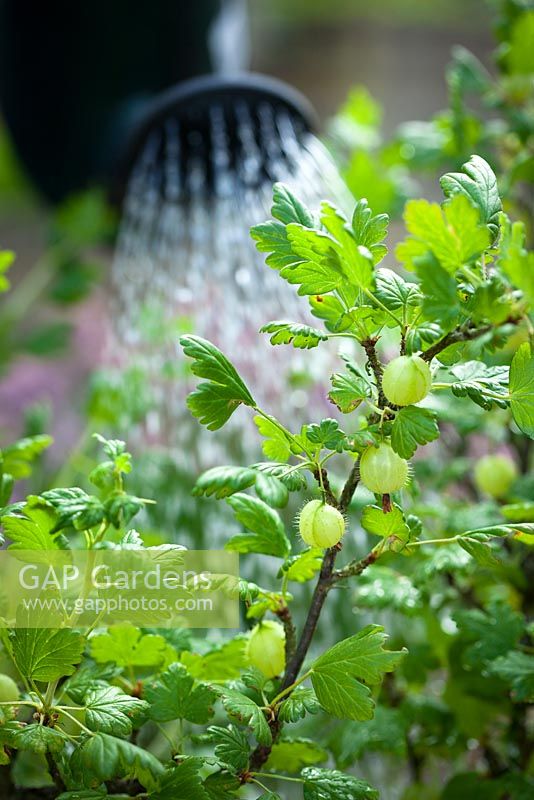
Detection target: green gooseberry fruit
<box><xmin>298</xmin><ymin>499</ymin><xmax>345</xmax><ymax>548</ymax></box>
<box><xmin>474</xmin><ymin>454</ymin><xmax>518</xmax><ymax>499</ymax></box>
<box><xmin>246</xmin><ymin>620</ymin><xmax>286</xmax><ymax>679</ymax></box>
<box><xmin>360</xmin><ymin>442</ymin><xmax>409</xmax><ymax>494</ymax></box>
<box><xmin>382</xmin><ymin>355</ymin><xmax>432</xmax><ymax>406</ymax></box>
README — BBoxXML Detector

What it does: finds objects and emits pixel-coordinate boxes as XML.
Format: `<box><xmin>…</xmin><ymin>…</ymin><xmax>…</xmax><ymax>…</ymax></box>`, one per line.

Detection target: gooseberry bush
<box><xmin>0</xmin><ymin>153</ymin><xmax>533</xmax><ymax>799</ymax></box>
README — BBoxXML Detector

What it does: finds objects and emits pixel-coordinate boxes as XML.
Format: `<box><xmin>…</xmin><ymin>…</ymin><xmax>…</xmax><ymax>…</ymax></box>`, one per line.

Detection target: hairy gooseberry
<box><xmin>298</xmin><ymin>499</ymin><xmax>345</xmax><ymax>548</ymax></box>
<box><xmin>0</xmin><ymin>674</ymin><xmax>19</xmax><ymax>703</ymax></box>
<box><xmin>474</xmin><ymin>454</ymin><xmax>518</xmax><ymax>499</ymax></box>
<box><xmin>360</xmin><ymin>442</ymin><xmax>409</xmax><ymax>494</ymax></box>
<box><xmin>246</xmin><ymin>620</ymin><xmax>285</xmax><ymax>678</ymax></box>
<box><xmin>382</xmin><ymin>355</ymin><xmax>432</xmax><ymax>406</ymax></box>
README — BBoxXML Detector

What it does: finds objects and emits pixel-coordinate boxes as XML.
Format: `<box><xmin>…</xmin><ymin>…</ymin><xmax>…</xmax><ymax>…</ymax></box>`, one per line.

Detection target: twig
<box><xmin>280</xmin><ymin>545</ymin><xmax>339</xmax><ymax>694</ymax></box>
<box><xmin>45</xmin><ymin>752</ymin><xmax>66</xmax><ymax>794</ymax></box>
<box><xmin>332</xmin><ymin>547</ymin><xmax>380</xmax><ymax>581</ymax></box>
<box><xmin>312</xmin><ymin>466</ymin><xmax>338</xmax><ymax>507</ymax></box>
<box><xmin>250</xmin><ymin>459</ymin><xmax>368</xmax><ymax>770</ymax></box>
<box><xmin>421</xmin><ymin>324</ymin><xmax>493</xmax><ymax>362</ymax></box>
<box><xmin>339</xmin><ymin>462</ymin><xmax>360</xmax><ymax>514</ymax></box>
<box><xmin>275</xmin><ymin>604</ymin><xmax>297</xmax><ymax>664</ymax></box>
<box><xmin>361</xmin><ymin>337</ymin><xmax>387</xmax><ymax>408</ymax></box>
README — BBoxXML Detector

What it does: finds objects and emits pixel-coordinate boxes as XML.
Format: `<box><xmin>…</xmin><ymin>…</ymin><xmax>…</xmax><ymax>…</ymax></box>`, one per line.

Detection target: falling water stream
<box><xmin>110</xmin><ymin>95</ymin><xmax>352</xmax><ymax>460</ymax></box>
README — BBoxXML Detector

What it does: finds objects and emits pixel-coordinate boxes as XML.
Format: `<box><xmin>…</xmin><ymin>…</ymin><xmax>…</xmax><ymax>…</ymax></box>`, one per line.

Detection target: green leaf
<box><xmin>180</xmin><ymin>638</ymin><xmax>247</xmax><ymax>682</ymax></box>
<box><xmin>90</xmin><ymin>624</ymin><xmax>174</xmax><ymax>668</ymax></box>
<box><xmin>40</xmin><ymin>488</ymin><xmax>106</xmax><ymax>532</ymax></box>
<box><xmin>150</xmin><ymin>759</ymin><xmax>209</xmax><ymax>800</ymax></box>
<box><xmin>302</xmin><ymin>767</ymin><xmax>379</xmax><ymax>800</ymax></box>
<box><xmin>454</xmin><ymin>602</ymin><xmax>524</xmax><ymax>667</ymax></box>
<box><xmin>305</xmin><ymin>418</ymin><xmax>346</xmax><ymax>451</ymax></box>
<box><xmin>13</xmin><ymin>723</ymin><xmax>68</xmax><ymax>754</ymax></box>
<box><xmin>260</xmin><ymin>321</ymin><xmax>328</xmax><ymax>349</ymax></box>
<box><xmin>509</xmin><ymin>343</ymin><xmax>534</xmax><ymax>439</ymax></box>
<box><xmin>84</xmin><ymin>685</ymin><xmax>148</xmax><ymax>736</ymax></box>
<box><xmin>254</xmin><ymin>416</ymin><xmax>291</xmax><ymax>463</ymax></box>
<box><xmin>180</xmin><ymin>335</ymin><xmax>255</xmax><ymax>430</ymax></box>
<box><xmin>488</xmin><ymin>651</ymin><xmax>534</xmax><ymax>702</ymax></box>
<box><xmin>329</xmin><ymin>706</ymin><xmax>408</xmax><ymax>767</ymax></box>
<box><xmin>1</xmin><ymin>435</ymin><xmax>53</xmax><ymax>479</ymax></box>
<box><xmin>497</xmin><ymin>214</ymin><xmax>534</xmax><ymax>304</ymax></box>
<box><xmin>252</xmin><ymin>462</ymin><xmax>307</xmax><ymax>492</ymax></box>
<box><xmin>374</xmin><ymin>268</ymin><xmax>420</xmax><ymax>312</ymax></box>
<box><xmin>309</xmin><ymin>293</ymin><xmax>353</xmax><ymax>333</ymax></box>
<box><xmin>361</xmin><ymin>504</ymin><xmax>410</xmax><ymax>539</ymax></box>
<box><xmin>12</xmin><ymin>628</ymin><xmax>84</xmax><ymax>682</ymax></box>
<box><xmin>214</xmin><ymin>686</ymin><xmax>271</xmax><ymax>746</ymax></box>
<box><xmin>265</xmin><ymin>738</ymin><xmax>328</xmax><ymax>773</ymax></box>
<box><xmin>103</xmin><ymin>492</ymin><xmax>144</xmax><ymax>529</ymax></box>
<box><xmin>320</xmin><ymin>202</ymin><xmax>376</xmax><ymax>289</ymax></box>
<box><xmin>391</xmin><ymin>406</ymin><xmax>439</xmax><ymax>458</ymax></box>
<box><xmin>203</xmin><ymin>771</ymin><xmax>241</xmax><ymax>800</ymax></box>
<box><xmin>329</xmin><ymin>370</ymin><xmax>370</xmax><ymax>413</ymax></box>
<box><xmin>282</xmin><ymin>548</ymin><xmax>324</xmax><ymax>583</ymax></box>
<box><xmin>310</xmin><ymin>625</ymin><xmax>406</xmax><ymax>721</ymax></box>
<box><xmin>226</xmin><ymin>493</ymin><xmax>290</xmax><ymax>558</ymax></box>
<box><xmin>2</xmin><ymin>498</ymin><xmax>62</xmax><ymax>550</ymax></box>
<box><xmin>144</xmin><ymin>663</ymin><xmax>216</xmax><ymax>724</ymax></box>
<box><xmin>63</xmin><ymin>661</ymin><xmax>120</xmax><ymax>706</ymax></box>
<box><xmin>70</xmin><ymin>732</ymin><xmax>163</xmax><ymax>790</ymax></box>
<box><xmin>205</xmin><ymin>724</ymin><xmax>250</xmax><ymax>773</ymax></box>
<box><xmin>417</xmin><ymin>255</ymin><xmax>460</xmax><ymax>328</ymax></box>
<box><xmin>501</xmin><ymin>502</ymin><xmax>534</xmax><ymax>523</ymax></box>
<box><xmin>351</xmin><ymin>199</ymin><xmax>389</xmax><ymax>264</ymax></box>
<box><xmin>254</xmin><ymin>472</ymin><xmax>288</xmax><ymax>508</ymax></box>
<box><xmin>440</xmin><ymin>155</ymin><xmax>502</xmax><ymax>240</ymax></box>
<box><xmin>445</xmin><ymin>361</ymin><xmax>509</xmax><ymax>410</ymax></box>
<box><xmin>458</xmin><ymin>537</ymin><xmax>502</xmax><ymax>568</ymax></box>
<box><xmin>250</xmin><ymin>183</ymin><xmax>314</xmax><ymax>272</ymax></box>
<box><xmin>271</xmin><ymin>182</ymin><xmax>314</xmax><ymax>227</ymax></box>
<box><xmin>193</xmin><ymin>466</ymin><xmax>257</xmax><ymax>500</ymax></box>
<box><xmin>356</xmin><ymin>567</ymin><xmax>421</xmax><ymax>615</ymax></box>
<box><xmin>278</xmin><ymin>687</ymin><xmax>320</xmax><ymax>723</ymax></box>
<box><xmin>250</xmin><ymin>221</ymin><xmax>296</xmax><ymax>270</ymax></box>
<box><xmin>399</xmin><ymin>194</ymin><xmax>489</xmax><ymax>274</ymax></box>
<box><xmin>281</xmin><ymin>225</ymin><xmax>344</xmax><ymax>295</ymax></box>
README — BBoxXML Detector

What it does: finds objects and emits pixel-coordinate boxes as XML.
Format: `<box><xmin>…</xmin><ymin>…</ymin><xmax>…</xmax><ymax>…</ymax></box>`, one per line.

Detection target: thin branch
<box><xmin>339</xmin><ymin>462</ymin><xmax>360</xmax><ymax>514</ymax></box>
<box><xmin>332</xmin><ymin>547</ymin><xmax>380</xmax><ymax>581</ymax></box>
<box><xmin>361</xmin><ymin>337</ymin><xmax>387</xmax><ymax>408</ymax></box>
<box><xmin>45</xmin><ymin>751</ymin><xmax>66</xmax><ymax>794</ymax></box>
<box><xmin>250</xmin><ymin>460</ymin><xmax>364</xmax><ymax>770</ymax></box>
<box><xmin>274</xmin><ymin>604</ymin><xmax>297</xmax><ymax>664</ymax></box>
<box><xmin>280</xmin><ymin>545</ymin><xmax>339</xmax><ymax>693</ymax></box>
<box><xmin>421</xmin><ymin>324</ymin><xmax>493</xmax><ymax>362</ymax></box>
<box><xmin>312</xmin><ymin>466</ymin><xmax>338</xmax><ymax>507</ymax></box>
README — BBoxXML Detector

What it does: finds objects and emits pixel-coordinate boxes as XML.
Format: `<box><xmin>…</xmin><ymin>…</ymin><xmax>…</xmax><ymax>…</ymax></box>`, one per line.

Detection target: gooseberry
<box><xmin>382</xmin><ymin>355</ymin><xmax>432</xmax><ymax>406</ymax></box>
<box><xmin>246</xmin><ymin>620</ymin><xmax>285</xmax><ymax>678</ymax></box>
<box><xmin>360</xmin><ymin>442</ymin><xmax>409</xmax><ymax>494</ymax></box>
<box><xmin>0</xmin><ymin>674</ymin><xmax>19</xmax><ymax>703</ymax></box>
<box><xmin>298</xmin><ymin>499</ymin><xmax>345</xmax><ymax>548</ymax></box>
<box><xmin>474</xmin><ymin>454</ymin><xmax>518</xmax><ymax>499</ymax></box>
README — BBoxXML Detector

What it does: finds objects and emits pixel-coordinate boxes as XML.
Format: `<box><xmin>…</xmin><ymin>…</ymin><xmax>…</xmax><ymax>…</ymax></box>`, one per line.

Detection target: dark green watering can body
<box><xmin>0</xmin><ymin>0</ymin><xmax>220</xmax><ymax>201</ymax></box>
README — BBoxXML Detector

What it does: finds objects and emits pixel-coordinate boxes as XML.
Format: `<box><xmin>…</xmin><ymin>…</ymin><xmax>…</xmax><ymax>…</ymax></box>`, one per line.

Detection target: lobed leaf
<box><xmin>180</xmin><ymin>335</ymin><xmax>255</xmax><ymax>430</ymax></box>
<box><xmin>440</xmin><ymin>155</ymin><xmax>502</xmax><ymax>240</ymax></box>
<box><xmin>225</xmin><ymin>493</ymin><xmax>290</xmax><ymax>558</ymax></box>
<box><xmin>310</xmin><ymin>625</ymin><xmax>406</xmax><ymax>721</ymax></box>
<box><xmin>260</xmin><ymin>320</ymin><xmax>328</xmax><ymax>349</ymax></box>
